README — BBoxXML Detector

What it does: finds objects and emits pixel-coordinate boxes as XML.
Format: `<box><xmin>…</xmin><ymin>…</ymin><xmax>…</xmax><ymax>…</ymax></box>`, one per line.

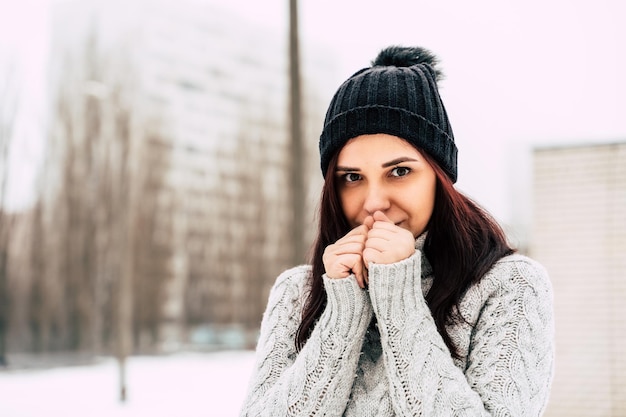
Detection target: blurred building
<box><xmin>6</xmin><ymin>0</ymin><xmax>335</xmax><ymax>354</ymax></box>
<box><xmin>530</xmin><ymin>142</ymin><xmax>626</xmax><ymax>416</ymax></box>
<box><xmin>107</xmin><ymin>0</ymin><xmax>334</xmax><ymax>349</ymax></box>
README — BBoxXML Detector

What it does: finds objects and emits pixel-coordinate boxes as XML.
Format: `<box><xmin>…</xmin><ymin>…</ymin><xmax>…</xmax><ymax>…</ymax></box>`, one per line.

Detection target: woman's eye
<box><xmin>344</xmin><ymin>173</ymin><xmax>361</xmax><ymax>182</ymax></box>
<box><xmin>391</xmin><ymin>166</ymin><xmax>411</xmax><ymax>177</ymax></box>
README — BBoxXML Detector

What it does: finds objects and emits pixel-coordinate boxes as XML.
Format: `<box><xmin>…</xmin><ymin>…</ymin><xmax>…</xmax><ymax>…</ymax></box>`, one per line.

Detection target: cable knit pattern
<box><xmin>240</xmin><ymin>240</ymin><xmax>554</xmax><ymax>416</ymax></box>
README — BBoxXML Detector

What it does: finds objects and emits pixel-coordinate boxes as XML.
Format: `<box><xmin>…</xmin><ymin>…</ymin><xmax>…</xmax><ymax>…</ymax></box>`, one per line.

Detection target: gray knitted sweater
<box><xmin>240</xmin><ymin>238</ymin><xmax>554</xmax><ymax>416</ymax></box>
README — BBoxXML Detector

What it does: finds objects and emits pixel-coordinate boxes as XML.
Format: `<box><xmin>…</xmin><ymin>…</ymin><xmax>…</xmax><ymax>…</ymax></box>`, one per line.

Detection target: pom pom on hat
<box><xmin>319</xmin><ymin>45</ymin><xmax>457</xmax><ymax>182</ymax></box>
<box><xmin>371</xmin><ymin>45</ymin><xmax>443</xmax><ymax>81</ymax></box>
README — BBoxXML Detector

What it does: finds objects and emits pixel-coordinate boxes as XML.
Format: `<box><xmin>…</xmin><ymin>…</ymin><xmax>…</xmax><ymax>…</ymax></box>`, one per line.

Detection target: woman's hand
<box><xmin>363</xmin><ymin>211</ymin><xmax>416</xmax><ymax>266</ymax></box>
<box><xmin>323</xmin><ymin>223</ymin><xmax>370</xmax><ymax>288</ymax></box>
<box><xmin>323</xmin><ymin>211</ymin><xmax>416</xmax><ymax>288</ymax></box>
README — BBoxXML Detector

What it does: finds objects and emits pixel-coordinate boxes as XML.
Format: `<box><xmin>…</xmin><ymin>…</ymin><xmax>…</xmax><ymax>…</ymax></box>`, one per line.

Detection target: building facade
<box><xmin>6</xmin><ymin>0</ymin><xmax>335</xmax><ymax>353</ymax></box>
<box><xmin>531</xmin><ymin>142</ymin><xmax>626</xmax><ymax>416</ymax></box>
<box><xmin>123</xmin><ymin>0</ymin><xmax>333</xmax><ymax>349</ymax></box>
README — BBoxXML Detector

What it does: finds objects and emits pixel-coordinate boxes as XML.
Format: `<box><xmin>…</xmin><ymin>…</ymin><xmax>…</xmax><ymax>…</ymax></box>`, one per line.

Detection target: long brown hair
<box><xmin>295</xmin><ymin>146</ymin><xmax>514</xmax><ymax>358</ymax></box>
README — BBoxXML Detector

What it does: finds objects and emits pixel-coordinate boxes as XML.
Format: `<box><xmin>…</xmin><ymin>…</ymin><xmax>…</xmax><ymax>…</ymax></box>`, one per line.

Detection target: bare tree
<box><xmin>132</xmin><ymin>133</ymin><xmax>172</xmax><ymax>351</ymax></box>
<box><xmin>10</xmin><ymin>24</ymin><xmax>172</xmax><ymax>361</ymax></box>
<box><xmin>0</xmin><ymin>60</ymin><xmax>20</xmax><ymax>365</ymax></box>
<box><xmin>45</xmin><ymin>28</ymin><xmax>172</xmax><ymax>399</ymax></box>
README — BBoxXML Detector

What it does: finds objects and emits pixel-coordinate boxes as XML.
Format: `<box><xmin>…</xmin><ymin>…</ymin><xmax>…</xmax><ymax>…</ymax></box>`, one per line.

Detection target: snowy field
<box><xmin>0</xmin><ymin>350</ymin><xmax>256</xmax><ymax>417</ymax></box>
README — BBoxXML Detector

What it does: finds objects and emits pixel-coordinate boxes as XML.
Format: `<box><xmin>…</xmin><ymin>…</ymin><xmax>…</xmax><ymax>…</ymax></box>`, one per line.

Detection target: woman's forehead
<box><xmin>338</xmin><ymin>134</ymin><xmax>422</xmax><ymax>163</ymax></box>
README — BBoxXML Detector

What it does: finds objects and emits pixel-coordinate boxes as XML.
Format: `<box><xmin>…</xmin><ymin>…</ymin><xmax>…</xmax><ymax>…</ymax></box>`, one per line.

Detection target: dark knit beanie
<box><xmin>319</xmin><ymin>45</ymin><xmax>458</xmax><ymax>182</ymax></box>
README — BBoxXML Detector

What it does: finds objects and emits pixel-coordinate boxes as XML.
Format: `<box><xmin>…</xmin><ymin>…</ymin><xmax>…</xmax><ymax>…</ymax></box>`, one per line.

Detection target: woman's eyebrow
<box><xmin>382</xmin><ymin>157</ymin><xmax>418</xmax><ymax>168</ymax></box>
<box><xmin>335</xmin><ymin>166</ymin><xmax>360</xmax><ymax>172</ymax></box>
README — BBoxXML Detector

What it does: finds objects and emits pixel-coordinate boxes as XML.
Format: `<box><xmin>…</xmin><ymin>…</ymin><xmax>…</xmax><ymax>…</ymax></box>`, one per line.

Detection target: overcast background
<box><xmin>2</xmin><ymin>0</ymin><xmax>625</xmax><ymax>229</ymax></box>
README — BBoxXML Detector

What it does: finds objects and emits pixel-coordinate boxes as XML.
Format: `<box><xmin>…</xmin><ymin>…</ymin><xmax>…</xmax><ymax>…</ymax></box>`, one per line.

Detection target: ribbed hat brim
<box><xmin>319</xmin><ymin>105</ymin><xmax>457</xmax><ymax>182</ymax></box>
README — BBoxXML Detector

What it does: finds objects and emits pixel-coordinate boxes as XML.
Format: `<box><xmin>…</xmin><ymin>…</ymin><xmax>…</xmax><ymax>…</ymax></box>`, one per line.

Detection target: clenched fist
<box><xmin>363</xmin><ymin>211</ymin><xmax>415</xmax><ymax>266</ymax></box>
<box><xmin>323</xmin><ymin>211</ymin><xmax>416</xmax><ymax>288</ymax></box>
<box><xmin>323</xmin><ymin>223</ymin><xmax>369</xmax><ymax>288</ymax></box>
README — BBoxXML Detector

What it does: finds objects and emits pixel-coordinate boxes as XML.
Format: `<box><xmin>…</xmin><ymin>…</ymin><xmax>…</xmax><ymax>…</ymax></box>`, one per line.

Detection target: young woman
<box><xmin>240</xmin><ymin>46</ymin><xmax>554</xmax><ymax>416</ymax></box>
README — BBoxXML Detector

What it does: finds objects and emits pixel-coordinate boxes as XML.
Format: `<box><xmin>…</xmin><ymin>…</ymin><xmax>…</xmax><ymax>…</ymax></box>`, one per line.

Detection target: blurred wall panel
<box><xmin>532</xmin><ymin>142</ymin><xmax>626</xmax><ymax>416</ymax></box>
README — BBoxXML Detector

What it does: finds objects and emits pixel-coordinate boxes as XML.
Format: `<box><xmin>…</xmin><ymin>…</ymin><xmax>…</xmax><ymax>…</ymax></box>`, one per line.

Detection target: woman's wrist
<box><xmin>367</xmin><ymin>251</ymin><xmax>424</xmax><ymax>318</ymax></box>
<box><xmin>320</xmin><ymin>274</ymin><xmax>373</xmax><ymax>339</ymax></box>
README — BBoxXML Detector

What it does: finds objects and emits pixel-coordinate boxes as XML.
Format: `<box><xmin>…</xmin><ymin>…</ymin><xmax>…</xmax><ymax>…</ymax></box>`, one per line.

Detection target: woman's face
<box><xmin>335</xmin><ymin>134</ymin><xmax>437</xmax><ymax>238</ymax></box>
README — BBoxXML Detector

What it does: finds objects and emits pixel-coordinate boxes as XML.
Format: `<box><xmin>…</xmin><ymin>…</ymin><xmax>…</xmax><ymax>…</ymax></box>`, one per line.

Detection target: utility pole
<box><xmin>288</xmin><ymin>0</ymin><xmax>306</xmax><ymax>265</ymax></box>
<box><xmin>117</xmin><ymin>93</ymin><xmax>140</xmax><ymax>403</ymax></box>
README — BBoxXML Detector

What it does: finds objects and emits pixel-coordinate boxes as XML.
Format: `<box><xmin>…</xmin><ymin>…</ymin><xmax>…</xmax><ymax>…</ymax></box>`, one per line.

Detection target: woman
<box><xmin>240</xmin><ymin>46</ymin><xmax>554</xmax><ymax>416</ymax></box>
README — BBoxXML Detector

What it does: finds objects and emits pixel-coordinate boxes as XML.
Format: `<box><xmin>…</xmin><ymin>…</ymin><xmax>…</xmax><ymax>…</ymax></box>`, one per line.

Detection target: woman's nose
<box><xmin>363</xmin><ymin>184</ymin><xmax>391</xmax><ymax>215</ymax></box>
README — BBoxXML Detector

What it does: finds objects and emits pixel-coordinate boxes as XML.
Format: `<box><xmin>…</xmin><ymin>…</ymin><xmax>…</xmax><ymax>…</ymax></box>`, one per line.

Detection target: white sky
<box><xmin>230</xmin><ymin>0</ymin><xmax>626</xmax><ymax>232</ymax></box>
<box><xmin>1</xmin><ymin>0</ymin><xmax>625</xmax><ymax>227</ymax></box>
<box><xmin>0</xmin><ymin>0</ymin><xmax>50</xmax><ymax>212</ymax></box>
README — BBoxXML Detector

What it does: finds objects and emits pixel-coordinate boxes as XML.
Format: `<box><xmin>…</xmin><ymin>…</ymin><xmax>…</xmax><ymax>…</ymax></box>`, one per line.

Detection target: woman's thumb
<box><xmin>373</xmin><ymin>210</ymin><xmax>392</xmax><ymax>223</ymax></box>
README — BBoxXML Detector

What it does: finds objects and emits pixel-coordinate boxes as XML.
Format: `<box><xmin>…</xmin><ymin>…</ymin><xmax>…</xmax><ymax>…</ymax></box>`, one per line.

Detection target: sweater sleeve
<box><xmin>368</xmin><ymin>252</ymin><xmax>554</xmax><ymax>416</ymax></box>
<box><xmin>240</xmin><ymin>266</ymin><xmax>374</xmax><ymax>417</ymax></box>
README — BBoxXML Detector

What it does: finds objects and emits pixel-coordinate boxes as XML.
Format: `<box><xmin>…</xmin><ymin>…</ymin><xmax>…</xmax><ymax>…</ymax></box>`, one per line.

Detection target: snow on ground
<box><xmin>0</xmin><ymin>350</ymin><xmax>256</xmax><ymax>417</ymax></box>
